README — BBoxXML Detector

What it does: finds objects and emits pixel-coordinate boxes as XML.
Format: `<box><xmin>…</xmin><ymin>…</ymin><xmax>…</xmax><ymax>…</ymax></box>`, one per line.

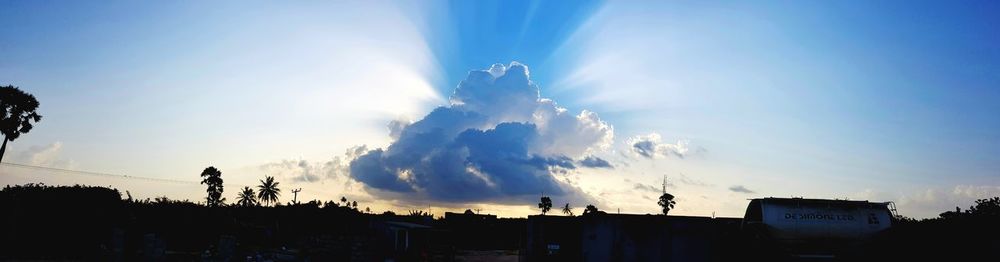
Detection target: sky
<box><xmin>2</xmin><ymin>0</ymin><xmax>998</xmax><ymax>219</ymax></box>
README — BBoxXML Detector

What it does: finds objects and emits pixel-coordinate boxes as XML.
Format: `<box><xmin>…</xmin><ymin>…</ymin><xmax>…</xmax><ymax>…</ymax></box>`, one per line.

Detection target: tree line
<box><xmin>535</xmin><ymin>190</ymin><xmax>677</xmax><ymax>217</ymax></box>
<box><xmin>197</xmin><ymin>166</ymin><xmax>374</xmax><ymax>214</ymax></box>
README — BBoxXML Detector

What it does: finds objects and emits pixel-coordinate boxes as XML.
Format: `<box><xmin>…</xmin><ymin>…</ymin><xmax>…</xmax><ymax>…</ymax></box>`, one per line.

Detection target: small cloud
<box><xmin>952</xmin><ymin>185</ymin><xmax>1000</xmax><ymax>199</ymax></box>
<box><xmin>258</xmin><ymin>145</ymin><xmax>368</xmax><ymax>183</ymax></box>
<box><xmin>578</xmin><ymin>155</ymin><xmax>613</xmax><ymax>169</ymax></box>
<box><xmin>10</xmin><ymin>142</ymin><xmax>76</xmax><ymax>168</ymax></box>
<box><xmin>627</xmin><ymin>133</ymin><xmax>689</xmax><ymax>159</ymax></box>
<box><xmin>729</xmin><ymin>185</ymin><xmax>755</xmax><ymax>194</ymax></box>
<box><xmin>674</xmin><ymin>173</ymin><xmax>712</xmax><ymax>187</ymax></box>
<box><xmin>258</xmin><ymin>159</ymin><xmax>322</xmax><ymax>183</ymax></box>
<box><xmin>633</xmin><ymin>183</ymin><xmax>661</xmax><ymax>193</ymax></box>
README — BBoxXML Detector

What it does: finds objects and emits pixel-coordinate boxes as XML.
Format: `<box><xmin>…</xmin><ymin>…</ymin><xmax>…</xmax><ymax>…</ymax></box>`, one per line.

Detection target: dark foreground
<box><xmin>2</xmin><ymin>184</ymin><xmax>998</xmax><ymax>261</ymax></box>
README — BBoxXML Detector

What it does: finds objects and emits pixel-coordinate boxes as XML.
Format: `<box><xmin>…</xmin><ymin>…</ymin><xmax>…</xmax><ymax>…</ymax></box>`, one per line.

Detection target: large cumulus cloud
<box><xmin>349</xmin><ymin>62</ymin><xmax>612</xmax><ymax>204</ymax></box>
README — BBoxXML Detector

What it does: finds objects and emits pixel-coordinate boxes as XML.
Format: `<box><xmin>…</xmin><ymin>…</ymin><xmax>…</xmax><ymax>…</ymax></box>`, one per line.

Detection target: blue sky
<box><xmin>1</xmin><ymin>0</ymin><xmax>998</xmax><ymax>218</ymax></box>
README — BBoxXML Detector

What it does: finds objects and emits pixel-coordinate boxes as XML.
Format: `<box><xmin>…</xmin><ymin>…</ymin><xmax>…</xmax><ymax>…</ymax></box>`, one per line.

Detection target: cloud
<box><xmin>10</xmin><ymin>142</ymin><xmax>76</xmax><ymax>168</ymax></box>
<box><xmin>579</xmin><ymin>155</ymin><xmax>613</xmax><ymax>169</ymax></box>
<box><xmin>349</xmin><ymin>62</ymin><xmax>612</xmax><ymax>204</ymax></box>
<box><xmin>627</xmin><ymin>133</ymin><xmax>689</xmax><ymax>158</ymax></box>
<box><xmin>851</xmin><ymin>185</ymin><xmax>1000</xmax><ymax>219</ymax></box>
<box><xmin>259</xmin><ymin>145</ymin><xmax>368</xmax><ymax>183</ymax></box>
<box><xmin>952</xmin><ymin>185</ymin><xmax>1000</xmax><ymax>199</ymax></box>
<box><xmin>258</xmin><ymin>159</ymin><xmax>325</xmax><ymax>183</ymax></box>
<box><xmin>728</xmin><ymin>185</ymin><xmax>755</xmax><ymax>194</ymax></box>
<box><xmin>624</xmin><ymin>177</ymin><xmax>674</xmax><ymax>194</ymax></box>
<box><xmin>633</xmin><ymin>183</ymin><xmax>662</xmax><ymax>193</ymax></box>
<box><xmin>674</xmin><ymin>173</ymin><xmax>712</xmax><ymax>187</ymax></box>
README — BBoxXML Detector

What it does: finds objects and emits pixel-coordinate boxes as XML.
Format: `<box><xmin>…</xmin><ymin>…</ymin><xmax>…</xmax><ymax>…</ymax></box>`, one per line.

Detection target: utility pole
<box><xmin>291</xmin><ymin>188</ymin><xmax>302</xmax><ymax>204</ymax></box>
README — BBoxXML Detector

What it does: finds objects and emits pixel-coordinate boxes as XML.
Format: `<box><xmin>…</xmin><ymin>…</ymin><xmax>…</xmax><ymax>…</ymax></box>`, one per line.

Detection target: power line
<box><xmin>1</xmin><ymin>162</ymin><xmax>359</xmax><ymax>203</ymax></box>
<box><xmin>0</xmin><ymin>162</ymin><xmax>245</xmax><ymax>187</ymax></box>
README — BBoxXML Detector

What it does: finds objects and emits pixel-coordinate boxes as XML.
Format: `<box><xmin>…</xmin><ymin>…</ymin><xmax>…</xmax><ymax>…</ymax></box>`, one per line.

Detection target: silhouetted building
<box><xmin>445</xmin><ymin>211</ymin><xmax>497</xmax><ymax>224</ymax></box>
<box><xmin>526</xmin><ymin>215</ymin><xmax>582</xmax><ymax>261</ymax></box>
<box><xmin>374</xmin><ymin>221</ymin><xmax>432</xmax><ymax>261</ymax></box>
<box><xmin>527</xmin><ymin>214</ymin><xmax>742</xmax><ymax>261</ymax></box>
<box><xmin>444</xmin><ymin>211</ymin><xmax>524</xmax><ymax>253</ymax></box>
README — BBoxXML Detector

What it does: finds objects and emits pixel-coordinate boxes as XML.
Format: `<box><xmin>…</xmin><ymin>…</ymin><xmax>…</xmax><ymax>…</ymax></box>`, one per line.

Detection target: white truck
<box><xmin>742</xmin><ymin>197</ymin><xmax>895</xmax><ymax>258</ymax></box>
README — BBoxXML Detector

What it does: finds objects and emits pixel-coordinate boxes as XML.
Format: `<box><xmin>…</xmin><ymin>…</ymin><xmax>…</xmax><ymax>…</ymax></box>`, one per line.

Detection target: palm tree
<box><xmin>237</xmin><ymin>186</ymin><xmax>257</xmax><ymax>207</ymax></box>
<box><xmin>562</xmin><ymin>203</ymin><xmax>574</xmax><ymax>216</ymax></box>
<box><xmin>0</xmin><ymin>85</ymin><xmax>43</xmax><ymax>163</ymax></box>
<box><xmin>256</xmin><ymin>176</ymin><xmax>281</xmax><ymax>206</ymax></box>
<box><xmin>538</xmin><ymin>196</ymin><xmax>552</xmax><ymax>215</ymax></box>
<box><xmin>658</xmin><ymin>192</ymin><xmax>676</xmax><ymax>215</ymax></box>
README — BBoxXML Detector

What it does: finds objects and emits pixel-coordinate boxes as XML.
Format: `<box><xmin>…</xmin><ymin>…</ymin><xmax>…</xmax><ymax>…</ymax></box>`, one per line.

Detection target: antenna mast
<box><xmin>662</xmin><ymin>174</ymin><xmax>668</xmax><ymax>194</ymax></box>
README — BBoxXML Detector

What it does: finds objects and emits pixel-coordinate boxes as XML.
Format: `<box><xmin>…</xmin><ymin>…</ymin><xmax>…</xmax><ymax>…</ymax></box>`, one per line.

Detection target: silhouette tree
<box><xmin>583</xmin><ymin>204</ymin><xmax>602</xmax><ymax>215</ymax></box>
<box><xmin>199</xmin><ymin>166</ymin><xmax>225</xmax><ymax>207</ymax></box>
<box><xmin>351</xmin><ymin>200</ymin><xmax>358</xmax><ymax>209</ymax></box>
<box><xmin>464</xmin><ymin>209</ymin><xmax>475</xmax><ymax>215</ymax></box>
<box><xmin>939</xmin><ymin>197</ymin><xmax>1000</xmax><ymax>220</ymax></box>
<box><xmin>893</xmin><ymin>214</ymin><xmax>918</xmax><ymax>225</ymax></box>
<box><xmin>562</xmin><ymin>203</ymin><xmax>574</xmax><ymax>216</ymax></box>
<box><xmin>236</xmin><ymin>186</ymin><xmax>257</xmax><ymax>207</ymax></box>
<box><xmin>0</xmin><ymin>85</ymin><xmax>43</xmax><ymax>163</ymax></box>
<box><xmin>408</xmin><ymin>210</ymin><xmax>429</xmax><ymax>217</ymax></box>
<box><xmin>966</xmin><ymin>196</ymin><xmax>1000</xmax><ymax>217</ymax></box>
<box><xmin>658</xmin><ymin>192</ymin><xmax>676</xmax><ymax>215</ymax></box>
<box><xmin>939</xmin><ymin>206</ymin><xmax>964</xmax><ymax>219</ymax></box>
<box><xmin>538</xmin><ymin>196</ymin><xmax>552</xmax><ymax>215</ymax></box>
<box><xmin>341</xmin><ymin>196</ymin><xmax>348</xmax><ymax>206</ymax></box>
<box><xmin>256</xmin><ymin>176</ymin><xmax>281</xmax><ymax>206</ymax></box>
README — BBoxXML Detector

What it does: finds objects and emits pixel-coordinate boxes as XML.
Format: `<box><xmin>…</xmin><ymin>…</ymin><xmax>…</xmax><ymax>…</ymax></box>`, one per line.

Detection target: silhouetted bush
<box><xmin>851</xmin><ymin>197</ymin><xmax>1000</xmax><ymax>261</ymax></box>
<box><xmin>1</xmin><ymin>184</ymin><xmax>400</xmax><ymax>260</ymax></box>
<box><xmin>0</xmin><ymin>184</ymin><xmax>123</xmax><ymax>259</ymax></box>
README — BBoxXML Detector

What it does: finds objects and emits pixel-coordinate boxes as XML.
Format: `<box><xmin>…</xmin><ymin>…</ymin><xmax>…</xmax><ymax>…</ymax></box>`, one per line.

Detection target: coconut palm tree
<box><xmin>256</xmin><ymin>176</ymin><xmax>281</xmax><ymax>206</ymax></box>
<box><xmin>562</xmin><ymin>203</ymin><xmax>574</xmax><ymax>216</ymax></box>
<box><xmin>0</xmin><ymin>85</ymin><xmax>43</xmax><ymax>163</ymax></box>
<box><xmin>236</xmin><ymin>186</ymin><xmax>257</xmax><ymax>207</ymax></box>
